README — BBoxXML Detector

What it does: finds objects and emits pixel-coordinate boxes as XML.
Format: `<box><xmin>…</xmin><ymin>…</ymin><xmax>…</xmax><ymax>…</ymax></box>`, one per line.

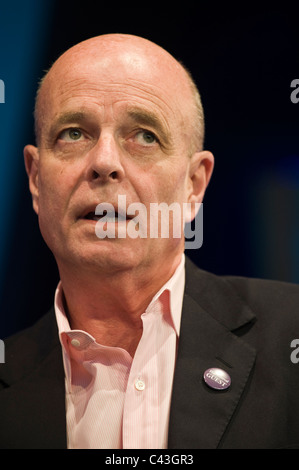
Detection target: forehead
<box><xmin>52</xmin><ymin>73</ymin><xmax>177</xmax><ymax>116</ymax></box>
<box><xmin>38</xmin><ymin>47</ymin><xmax>193</xmax><ymax>135</ymax></box>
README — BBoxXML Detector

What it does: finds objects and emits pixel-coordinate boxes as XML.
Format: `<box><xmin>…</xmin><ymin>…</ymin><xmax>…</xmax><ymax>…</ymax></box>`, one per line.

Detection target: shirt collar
<box><xmin>54</xmin><ymin>254</ymin><xmax>185</xmax><ymax>341</ymax></box>
<box><xmin>143</xmin><ymin>254</ymin><xmax>185</xmax><ymax>336</ymax></box>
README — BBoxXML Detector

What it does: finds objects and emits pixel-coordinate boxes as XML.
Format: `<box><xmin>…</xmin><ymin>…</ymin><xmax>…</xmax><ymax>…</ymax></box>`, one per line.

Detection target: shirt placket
<box><xmin>122</xmin><ymin>309</ymin><xmax>159</xmax><ymax>449</ymax></box>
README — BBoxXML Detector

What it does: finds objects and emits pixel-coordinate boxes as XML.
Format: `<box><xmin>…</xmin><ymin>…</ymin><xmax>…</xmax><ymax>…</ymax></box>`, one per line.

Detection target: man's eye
<box><xmin>135</xmin><ymin>130</ymin><xmax>157</xmax><ymax>145</ymax></box>
<box><xmin>59</xmin><ymin>128</ymin><xmax>83</xmax><ymax>141</ymax></box>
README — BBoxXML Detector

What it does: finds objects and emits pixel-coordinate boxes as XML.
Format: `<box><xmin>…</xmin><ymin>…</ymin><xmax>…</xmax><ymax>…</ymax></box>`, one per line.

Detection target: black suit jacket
<box><xmin>1</xmin><ymin>257</ymin><xmax>299</xmax><ymax>449</ymax></box>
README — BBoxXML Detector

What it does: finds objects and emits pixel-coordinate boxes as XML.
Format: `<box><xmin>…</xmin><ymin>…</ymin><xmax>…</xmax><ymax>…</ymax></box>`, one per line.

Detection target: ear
<box><xmin>24</xmin><ymin>144</ymin><xmax>40</xmax><ymax>215</ymax></box>
<box><xmin>186</xmin><ymin>150</ymin><xmax>214</xmax><ymax>222</ymax></box>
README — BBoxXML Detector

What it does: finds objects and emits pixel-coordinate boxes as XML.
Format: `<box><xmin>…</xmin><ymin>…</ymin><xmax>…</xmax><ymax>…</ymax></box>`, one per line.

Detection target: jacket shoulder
<box><xmin>185</xmin><ymin>256</ymin><xmax>299</xmax><ymax>332</ymax></box>
<box><xmin>223</xmin><ymin>275</ymin><xmax>299</xmax><ymax>319</ymax></box>
<box><xmin>0</xmin><ymin>309</ymin><xmax>59</xmax><ymax>388</ymax></box>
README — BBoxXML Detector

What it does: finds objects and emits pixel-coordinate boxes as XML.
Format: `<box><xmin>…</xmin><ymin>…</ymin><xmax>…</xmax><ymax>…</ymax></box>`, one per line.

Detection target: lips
<box><xmin>84</xmin><ymin>211</ymin><xmax>105</xmax><ymax>221</ymax></box>
<box><xmin>80</xmin><ymin>204</ymin><xmax>131</xmax><ymax>222</ymax></box>
<box><xmin>84</xmin><ymin>210</ymin><xmax>126</xmax><ymax>222</ymax></box>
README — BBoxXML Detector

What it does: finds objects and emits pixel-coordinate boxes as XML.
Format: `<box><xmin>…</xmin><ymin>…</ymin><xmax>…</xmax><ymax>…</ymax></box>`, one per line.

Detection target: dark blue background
<box><xmin>1</xmin><ymin>2</ymin><xmax>298</xmax><ymax>337</ymax></box>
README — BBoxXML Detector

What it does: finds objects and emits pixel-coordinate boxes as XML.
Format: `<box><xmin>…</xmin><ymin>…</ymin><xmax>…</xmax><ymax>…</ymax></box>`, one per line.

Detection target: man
<box><xmin>0</xmin><ymin>34</ymin><xmax>299</xmax><ymax>449</ymax></box>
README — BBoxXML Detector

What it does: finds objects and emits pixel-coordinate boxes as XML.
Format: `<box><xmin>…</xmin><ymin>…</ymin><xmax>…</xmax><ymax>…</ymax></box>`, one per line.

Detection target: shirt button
<box><xmin>70</xmin><ymin>338</ymin><xmax>81</xmax><ymax>348</ymax></box>
<box><xmin>135</xmin><ymin>379</ymin><xmax>145</xmax><ymax>391</ymax></box>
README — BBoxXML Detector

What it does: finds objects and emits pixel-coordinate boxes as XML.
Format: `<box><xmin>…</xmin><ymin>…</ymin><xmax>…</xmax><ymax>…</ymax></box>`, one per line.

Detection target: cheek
<box><xmin>158</xmin><ymin>164</ymin><xmax>189</xmax><ymax>203</ymax></box>
<box><xmin>36</xmin><ymin>164</ymin><xmax>75</xmax><ymax>253</ymax></box>
<box><xmin>133</xmin><ymin>160</ymin><xmax>189</xmax><ymax>204</ymax></box>
<box><xmin>37</xmin><ymin>161</ymin><xmax>73</xmax><ymax>223</ymax></box>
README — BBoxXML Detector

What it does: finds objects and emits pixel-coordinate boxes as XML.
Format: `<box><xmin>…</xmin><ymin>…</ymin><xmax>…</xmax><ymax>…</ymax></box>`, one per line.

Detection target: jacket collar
<box><xmin>168</xmin><ymin>257</ymin><xmax>257</xmax><ymax>448</ymax></box>
<box><xmin>183</xmin><ymin>257</ymin><xmax>256</xmax><ymax>331</ymax></box>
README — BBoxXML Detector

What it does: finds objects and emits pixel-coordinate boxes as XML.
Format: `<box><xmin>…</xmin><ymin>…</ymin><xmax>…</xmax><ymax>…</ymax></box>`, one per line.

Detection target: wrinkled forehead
<box><xmin>37</xmin><ymin>37</ymin><xmax>195</xmax><ymax>125</ymax></box>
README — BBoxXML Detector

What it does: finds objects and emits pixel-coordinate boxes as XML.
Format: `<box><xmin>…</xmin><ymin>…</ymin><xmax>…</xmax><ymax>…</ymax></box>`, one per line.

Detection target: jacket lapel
<box><xmin>168</xmin><ymin>258</ymin><xmax>256</xmax><ymax>449</ymax></box>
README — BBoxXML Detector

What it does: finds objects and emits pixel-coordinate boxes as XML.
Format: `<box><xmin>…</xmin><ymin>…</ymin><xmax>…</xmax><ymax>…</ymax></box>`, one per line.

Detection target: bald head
<box><xmin>34</xmin><ymin>34</ymin><xmax>205</xmax><ymax>152</ymax></box>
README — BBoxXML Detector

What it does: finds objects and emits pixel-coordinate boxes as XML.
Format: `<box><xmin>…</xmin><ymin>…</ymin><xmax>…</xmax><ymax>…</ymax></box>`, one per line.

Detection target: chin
<box><xmin>66</xmin><ymin>242</ymin><xmax>144</xmax><ymax>271</ymax></box>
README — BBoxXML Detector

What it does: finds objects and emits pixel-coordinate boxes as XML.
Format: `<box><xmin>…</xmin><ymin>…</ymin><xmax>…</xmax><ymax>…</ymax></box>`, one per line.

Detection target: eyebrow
<box><xmin>50</xmin><ymin>111</ymin><xmax>88</xmax><ymax>131</ymax></box>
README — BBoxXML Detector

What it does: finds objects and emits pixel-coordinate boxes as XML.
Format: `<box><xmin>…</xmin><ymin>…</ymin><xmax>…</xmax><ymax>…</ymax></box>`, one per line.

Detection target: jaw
<box><xmin>55</xmin><ymin>218</ymin><xmax>184</xmax><ymax>278</ymax></box>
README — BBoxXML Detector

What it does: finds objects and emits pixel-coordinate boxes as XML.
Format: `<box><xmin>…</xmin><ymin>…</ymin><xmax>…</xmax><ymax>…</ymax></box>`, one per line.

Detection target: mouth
<box><xmin>78</xmin><ymin>201</ymin><xmax>147</xmax><ymax>239</ymax></box>
<box><xmin>83</xmin><ymin>210</ymin><xmax>128</xmax><ymax>222</ymax></box>
<box><xmin>80</xmin><ymin>203</ymin><xmax>132</xmax><ymax>223</ymax></box>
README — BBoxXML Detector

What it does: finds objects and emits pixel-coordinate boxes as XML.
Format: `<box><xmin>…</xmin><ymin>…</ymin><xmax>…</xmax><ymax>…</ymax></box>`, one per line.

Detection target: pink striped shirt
<box><xmin>54</xmin><ymin>255</ymin><xmax>185</xmax><ymax>449</ymax></box>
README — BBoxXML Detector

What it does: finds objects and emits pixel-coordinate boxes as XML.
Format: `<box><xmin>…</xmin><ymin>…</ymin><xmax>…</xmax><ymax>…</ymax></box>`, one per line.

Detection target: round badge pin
<box><xmin>203</xmin><ymin>367</ymin><xmax>231</xmax><ymax>390</ymax></box>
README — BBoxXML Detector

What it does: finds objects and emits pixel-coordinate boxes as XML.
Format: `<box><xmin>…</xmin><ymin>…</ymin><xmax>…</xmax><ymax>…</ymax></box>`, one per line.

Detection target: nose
<box><xmin>87</xmin><ymin>131</ymin><xmax>125</xmax><ymax>183</ymax></box>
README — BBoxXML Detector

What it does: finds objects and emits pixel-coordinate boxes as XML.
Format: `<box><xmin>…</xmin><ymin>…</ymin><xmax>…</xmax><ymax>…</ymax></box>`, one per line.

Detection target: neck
<box><xmin>58</xmin><ymin>254</ymin><xmax>182</xmax><ymax>356</ymax></box>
